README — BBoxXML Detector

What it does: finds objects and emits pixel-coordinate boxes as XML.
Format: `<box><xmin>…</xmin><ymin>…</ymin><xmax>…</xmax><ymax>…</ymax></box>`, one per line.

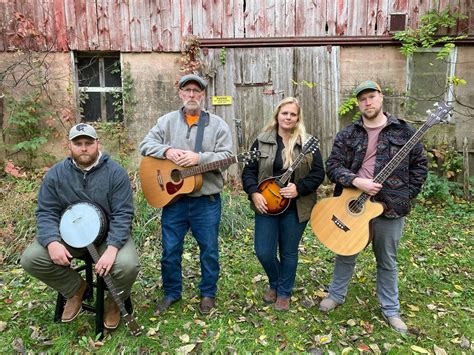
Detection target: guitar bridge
<box><xmin>331</xmin><ymin>215</ymin><xmax>350</xmax><ymax>232</ymax></box>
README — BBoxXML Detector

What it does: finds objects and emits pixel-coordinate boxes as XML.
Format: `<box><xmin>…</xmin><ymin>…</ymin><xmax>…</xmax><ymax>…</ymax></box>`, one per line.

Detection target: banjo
<box><xmin>59</xmin><ymin>202</ymin><xmax>142</xmax><ymax>336</ymax></box>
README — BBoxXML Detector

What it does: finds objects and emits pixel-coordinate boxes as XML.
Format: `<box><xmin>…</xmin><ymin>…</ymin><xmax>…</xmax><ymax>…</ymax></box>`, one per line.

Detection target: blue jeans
<box><xmin>327</xmin><ymin>216</ymin><xmax>405</xmax><ymax>317</ymax></box>
<box><xmin>254</xmin><ymin>209</ymin><xmax>307</xmax><ymax>298</ymax></box>
<box><xmin>161</xmin><ymin>194</ymin><xmax>221</xmax><ymax>300</ymax></box>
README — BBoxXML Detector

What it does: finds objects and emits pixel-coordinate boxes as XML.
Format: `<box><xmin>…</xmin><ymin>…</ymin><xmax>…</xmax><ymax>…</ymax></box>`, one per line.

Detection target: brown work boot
<box><xmin>62</xmin><ymin>278</ymin><xmax>87</xmax><ymax>322</ymax></box>
<box><xmin>199</xmin><ymin>296</ymin><xmax>216</xmax><ymax>314</ymax></box>
<box><xmin>263</xmin><ymin>288</ymin><xmax>277</xmax><ymax>304</ymax></box>
<box><xmin>104</xmin><ymin>297</ymin><xmax>121</xmax><ymax>330</ymax></box>
<box><xmin>274</xmin><ymin>296</ymin><xmax>290</xmax><ymax>311</ymax></box>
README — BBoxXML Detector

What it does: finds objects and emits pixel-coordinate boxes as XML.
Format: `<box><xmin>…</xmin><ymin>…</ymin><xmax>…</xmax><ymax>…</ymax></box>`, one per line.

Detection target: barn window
<box><xmin>74</xmin><ymin>53</ymin><xmax>123</xmax><ymax>122</ymax></box>
<box><xmin>406</xmin><ymin>48</ymin><xmax>456</xmax><ymax>118</ymax></box>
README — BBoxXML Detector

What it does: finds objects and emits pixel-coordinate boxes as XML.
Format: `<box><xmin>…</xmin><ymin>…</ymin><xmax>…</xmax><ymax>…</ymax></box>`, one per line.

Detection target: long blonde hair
<box><xmin>262</xmin><ymin>97</ymin><xmax>307</xmax><ymax>169</ymax></box>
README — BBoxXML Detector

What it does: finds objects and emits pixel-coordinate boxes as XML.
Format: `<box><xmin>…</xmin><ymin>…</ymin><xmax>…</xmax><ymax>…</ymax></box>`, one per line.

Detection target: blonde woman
<box><xmin>242</xmin><ymin>97</ymin><xmax>324</xmax><ymax>311</ymax></box>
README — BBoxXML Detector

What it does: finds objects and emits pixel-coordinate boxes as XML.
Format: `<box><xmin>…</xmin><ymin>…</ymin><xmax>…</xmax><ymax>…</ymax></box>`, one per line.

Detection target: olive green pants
<box><xmin>21</xmin><ymin>238</ymin><xmax>140</xmax><ymax>299</ymax></box>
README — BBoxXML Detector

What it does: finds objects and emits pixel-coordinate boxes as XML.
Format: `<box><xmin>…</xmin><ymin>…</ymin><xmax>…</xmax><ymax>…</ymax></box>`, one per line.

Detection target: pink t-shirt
<box><xmin>356</xmin><ymin>124</ymin><xmax>385</xmax><ymax>179</ymax></box>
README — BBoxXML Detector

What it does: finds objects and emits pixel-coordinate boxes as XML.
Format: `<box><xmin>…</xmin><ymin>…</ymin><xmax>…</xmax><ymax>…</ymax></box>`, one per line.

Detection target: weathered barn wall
<box><xmin>1</xmin><ymin>0</ymin><xmax>472</xmax><ymax>52</ymax></box>
<box><xmin>122</xmin><ymin>52</ymin><xmax>182</xmax><ymax>167</ymax></box>
<box><xmin>202</xmin><ymin>46</ymin><xmax>340</xmax><ymax>161</ymax></box>
<box><xmin>454</xmin><ymin>47</ymin><xmax>474</xmax><ymax>153</ymax></box>
<box><xmin>0</xmin><ymin>51</ymin><xmax>75</xmax><ymax>163</ymax></box>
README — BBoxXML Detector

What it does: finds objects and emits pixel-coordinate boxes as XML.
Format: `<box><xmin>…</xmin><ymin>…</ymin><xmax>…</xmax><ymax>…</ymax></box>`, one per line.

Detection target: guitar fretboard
<box><xmin>180</xmin><ymin>156</ymin><xmax>238</xmax><ymax>178</ymax></box>
<box><xmin>276</xmin><ymin>152</ymin><xmax>307</xmax><ymax>186</ymax></box>
<box><xmin>355</xmin><ymin>120</ymin><xmax>435</xmax><ymax>207</ymax></box>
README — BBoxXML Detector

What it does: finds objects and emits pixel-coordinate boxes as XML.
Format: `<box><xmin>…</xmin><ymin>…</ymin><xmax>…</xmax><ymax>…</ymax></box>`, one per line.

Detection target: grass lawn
<box><xmin>0</xmin><ymin>181</ymin><xmax>472</xmax><ymax>353</ymax></box>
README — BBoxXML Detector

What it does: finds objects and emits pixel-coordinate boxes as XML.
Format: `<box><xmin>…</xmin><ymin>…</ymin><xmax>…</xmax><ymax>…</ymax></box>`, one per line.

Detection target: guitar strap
<box><xmin>194</xmin><ymin>111</ymin><xmax>208</xmax><ymax>153</ymax></box>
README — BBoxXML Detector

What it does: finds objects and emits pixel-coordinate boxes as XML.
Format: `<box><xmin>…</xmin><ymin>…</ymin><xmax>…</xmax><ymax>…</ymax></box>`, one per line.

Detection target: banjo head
<box><xmin>59</xmin><ymin>202</ymin><xmax>107</xmax><ymax>248</ymax></box>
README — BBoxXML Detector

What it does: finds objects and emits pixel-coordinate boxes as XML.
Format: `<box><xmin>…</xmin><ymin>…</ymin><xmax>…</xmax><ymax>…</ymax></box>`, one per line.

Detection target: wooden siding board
<box><xmin>119</xmin><ymin>0</ymin><xmax>131</xmax><ymax>51</ymax></box>
<box><xmin>232</xmin><ymin>0</ymin><xmax>245</xmax><ymax>38</ymax></box>
<box><xmin>0</xmin><ymin>2</ymin><xmax>6</xmax><ymax>51</ymax></box>
<box><xmin>221</xmin><ymin>0</ymin><xmax>234</xmax><ymax>37</ymax></box>
<box><xmin>53</xmin><ymin>0</ymin><xmax>68</xmax><ymax>51</ymax></box>
<box><xmin>139</xmin><ymin>0</ymin><xmax>152</xmax><ymax>51</ymax></box>
<box><xmin>348</xmin><ymin>0</ymin><xmax>368</xmax><ymax>35</ymax></box>
<box><xmin>390</xmin><ymin>0</ymin><xmax>409</xmax><ymax>13</ymax></box>
<box><xmin>409</xmin><ymin>0</ymin><xmax>430</xmax><ymax>29</ymax></box>
<box><xmin>129</xmin><ymin>0</ymin><xmax>142</xmax><ymax>51</ymax></box>
<box><xmin>376</xmin><ymin>0</ymin><xmax>390</xmax><ymax>35</ymax></box>
<box><xmin>202</xmin><ymin>0</ymin><xmax>221</xmax><ymax>38</ymax></box>
<box><xmin>180</xmin><ymin>0</ymin><xmax>193</xmax><ymax>37</ymax></box>
<box><xmin>367</xmin><ymin>0</ymin><xmax>379</xmax><ymax>35</ymax></box>
<box><xmin>294</xmin><ymin>0</ymin><xmax>307</xmax><ymax>36</ymax></box>
<box><xmin>263</xmin><ymin>0</ymin><xmax>275</xmax><ymax>37</ymax></box>
<box><xmin>336</xmin><ymin>0</ymin><xmax>348</xmax><ymax>35</ymax></box>
<box><xmin>191</xmin><ymin>0</ymin><xmax>204</xmax><ymax>38</ymax></box>
<box><xmin>64</xmin><ymin>0</ymin><xmax>78</xmax><ymax>50</ymax></box>
<box><xmin>85</xmin><ymin>0</ymin><xmax>99</xmax><ymax>50</ymax></box>
<box><xmin>149</xmin><ymin>0</ymin><xmax>162</xmax><ymax>51</ymax></box>
<box><xmin>457</xmin><ymin>0</ymin><xmax>471</xmax><ymax>34</ymax></box>
<box><xmin>327</xmin><ymin>0</ymin><xmax>337</xmax><ymax>35</ymax></box>
<box><xmin>107</xmin><ymin>0</ymin><xmax>122</xmax><ymax>51</ymax></box>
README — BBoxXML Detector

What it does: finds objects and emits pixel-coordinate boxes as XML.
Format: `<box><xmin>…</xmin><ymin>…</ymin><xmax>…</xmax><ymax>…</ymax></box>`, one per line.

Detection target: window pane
<box><xmin>410</xmin><ymin>52</ymin><xmax>447</xmax><ymax>115</ymax></box>
<box><xmin>77</xmin><ymin>57</ymin><xmax>100</xmax><ymax>87</ymax></box>
<box><xmin>106</xmin><ymin>92</ymin><xmax>123</xmax><ymax>122</ymax></box>
<box><xmin>104</xmin><ymin>57</ymin><xmax>122</xmax><ymax>87</ymax></box>
<box><xmin>81</xmin><ymin>92</ymin><xmax>101</xmax><ymax>121</ymax></box>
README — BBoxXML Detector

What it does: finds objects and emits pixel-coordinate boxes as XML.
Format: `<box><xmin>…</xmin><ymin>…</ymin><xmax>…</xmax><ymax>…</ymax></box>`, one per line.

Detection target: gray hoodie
<box><xmin>35</xmin><ymin>154</ymin><xmax>134</xmax><ymax>249</ymax></box>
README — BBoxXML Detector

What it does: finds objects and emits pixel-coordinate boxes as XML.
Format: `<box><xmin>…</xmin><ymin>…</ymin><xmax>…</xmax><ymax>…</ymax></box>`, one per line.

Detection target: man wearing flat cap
<box><xmin>318</xmin><ymin>80</ymin><xmax>427</xmax><ymax>333</ymax></box>
<box><xmin>140</xmin><ymin>73</ymin><xmax>233</xmax><ymax>315</ymax></box>
<box><xmin>21</xmin><ymin>123</ymin><xmax>139</xmax><ymax>331</ymax></box>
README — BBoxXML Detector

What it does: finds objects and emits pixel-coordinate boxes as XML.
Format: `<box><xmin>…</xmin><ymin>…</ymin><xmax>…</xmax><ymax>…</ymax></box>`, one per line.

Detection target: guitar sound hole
<box><xmin>170</xmin><ymin>170</ymin><xmax>181</xmax><ymax>183</ymax></box>
<box><xmin>348</xmin><ymin>199</ymin><xmax>363</xmax><ymax>214</ymax></box>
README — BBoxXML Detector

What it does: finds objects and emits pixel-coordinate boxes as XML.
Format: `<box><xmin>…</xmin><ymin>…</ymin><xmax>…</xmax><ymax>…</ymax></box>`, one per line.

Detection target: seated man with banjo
<box><xmin>21</xmin><ymin>124</ymin><xmax>140</xmax><ymax>332</ymax></box>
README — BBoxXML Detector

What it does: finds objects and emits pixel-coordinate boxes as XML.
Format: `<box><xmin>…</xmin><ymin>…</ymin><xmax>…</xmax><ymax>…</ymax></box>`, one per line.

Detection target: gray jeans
<box><xmin>21</xmin><ymin>238</ymin><xmax>140</xmax><ymax>299</ymax></box>
<box><xmin>327</xmin><ymin>216</ymin><xmax>405</xmax><ymax>317</ymax></box>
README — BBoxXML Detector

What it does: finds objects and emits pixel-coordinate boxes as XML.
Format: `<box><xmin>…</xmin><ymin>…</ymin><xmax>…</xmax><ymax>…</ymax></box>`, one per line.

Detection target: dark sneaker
<box><xmin>199</xmin><ymin>297</ymin><xmax>216</xmax><ymax>314</ymax></box>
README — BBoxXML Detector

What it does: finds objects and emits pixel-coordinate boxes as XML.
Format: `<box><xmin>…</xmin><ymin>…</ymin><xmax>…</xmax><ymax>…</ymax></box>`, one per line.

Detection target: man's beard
<box><xmin>72</xmin><ymin>152</ymin><xmax>98</xmax><ymax>167</ymax></box>
<box><xmin>362</xmin><ymin>106</ymin><xmax>382</xmax><ymax>120</ymax></box>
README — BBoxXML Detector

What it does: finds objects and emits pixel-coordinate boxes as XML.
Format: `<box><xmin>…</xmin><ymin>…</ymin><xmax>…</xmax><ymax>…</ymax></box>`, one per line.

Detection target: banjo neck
<box><xmin>86</xmin><ymin>244</ymin><xmax>142</xmax><ymax>336</ymax></box>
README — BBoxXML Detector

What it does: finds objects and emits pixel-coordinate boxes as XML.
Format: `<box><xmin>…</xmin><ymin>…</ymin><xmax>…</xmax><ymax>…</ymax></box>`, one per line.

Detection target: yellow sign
<box><xmin>211</xmin><ymin>96</ymin><xmax>233</xmax><ymax>105</ymax></box>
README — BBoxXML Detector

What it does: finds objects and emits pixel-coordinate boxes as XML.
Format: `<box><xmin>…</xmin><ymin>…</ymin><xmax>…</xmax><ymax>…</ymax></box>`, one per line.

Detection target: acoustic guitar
<box><xmin>140</xmin><ymin>150</ymin><xmax>261</xmax><ymax>208</ymax></box>
<box><xmin>257</xmin><ymin>136</ymin><xmax>320</xmax><ymax>215</ymax></box>
<box><xmin>311</xmin><ymin>102</ymin><xmax>453</xmax><ymax>256</ymax></box>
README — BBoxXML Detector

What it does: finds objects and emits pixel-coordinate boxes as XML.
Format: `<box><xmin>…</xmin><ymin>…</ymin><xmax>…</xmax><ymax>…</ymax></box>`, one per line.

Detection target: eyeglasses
<box><xmin>181</xmin><ymin>88</ymin><xmax>203</xmax><ymax>95</ymax></box>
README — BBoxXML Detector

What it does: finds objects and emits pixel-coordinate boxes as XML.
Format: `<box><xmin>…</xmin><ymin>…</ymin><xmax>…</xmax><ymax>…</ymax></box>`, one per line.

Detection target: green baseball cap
<box><xmin>354</xmin><ymin>80</ymin><xmax>382</xmax><ymax>97</ymax></box>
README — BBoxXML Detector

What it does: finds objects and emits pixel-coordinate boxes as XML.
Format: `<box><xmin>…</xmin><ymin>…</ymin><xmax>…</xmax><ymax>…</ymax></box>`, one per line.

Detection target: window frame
<box><xmin>72</xmin><ymin>52</ymin><xmax>123</xmax><ymax>122</ymax></box>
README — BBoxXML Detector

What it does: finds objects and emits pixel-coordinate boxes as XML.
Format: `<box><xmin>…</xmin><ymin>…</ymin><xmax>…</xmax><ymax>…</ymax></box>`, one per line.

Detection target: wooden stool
<box><xmin>53</xmin><ymin>258</ymin><xmax>133</xmax><ymax>337</ymax></box>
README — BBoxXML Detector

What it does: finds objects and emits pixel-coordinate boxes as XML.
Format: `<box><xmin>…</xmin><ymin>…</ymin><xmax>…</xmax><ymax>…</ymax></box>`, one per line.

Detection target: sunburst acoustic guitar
<box><xmin>311</xmin><ymin>102</ymin><xmax>453</xmax><ymax>256</ymax></box>
<box><xmin>257</xmin><ymin>136</ymin><xmax>320</xmax><ymax>215</ymax></box>
<box><xmin>140</xmin><ymin>150</ymin><xmax>260</xmax><ymax>208</ymax></box>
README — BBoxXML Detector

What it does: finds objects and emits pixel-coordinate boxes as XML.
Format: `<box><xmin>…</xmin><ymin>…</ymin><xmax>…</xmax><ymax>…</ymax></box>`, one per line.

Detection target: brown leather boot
<box><xmin>104</xmin><ymin>297</ymin><xmax>121</xmax><ymax>330</ymax></box>
<box><xmin>62</xmin><ymin>278</ymin><xmax>87</xmax><ymax>322</ymax></box>
<box><xmin>263</xmin><ymin>288</ymin><xmax>277</xmax><ymax>304</ymax></box>
<box><xmin>274</xmin><ymin>296</ymin><xmax>290</xmax><ymax>311</ymax></box>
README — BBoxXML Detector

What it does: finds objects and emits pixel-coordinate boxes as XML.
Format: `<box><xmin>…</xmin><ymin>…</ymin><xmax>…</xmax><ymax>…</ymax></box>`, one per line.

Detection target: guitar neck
<box><xmin>86</xmin><ymin>245</ymin><xmax>130</xmax><ymax>316</ymax></box>
<box><xmin>180</xmin><ymin>155</ymin><xmax>238</xmax><ymax>178</ymax></box>
<box><xmin>373</xmin><ymin>121</ymin><xmax>430</xmax><ymax>184</ymax></box>
<box><xmin>276</xmin><ymin>152</ymin><xmax>307</xmax><ymax>186</ymax></box>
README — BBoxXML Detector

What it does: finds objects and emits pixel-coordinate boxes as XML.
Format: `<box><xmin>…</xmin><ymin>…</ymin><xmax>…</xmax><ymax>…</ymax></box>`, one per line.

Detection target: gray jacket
<box><xmin>140</xmin><ymin>108</ymin><xmax>233</xmax><ymax>196</ymax></box>
<box><xmin>36</xmin><ymin>154</ymin><xmax>134</xmax><ymax>249</ymax></box>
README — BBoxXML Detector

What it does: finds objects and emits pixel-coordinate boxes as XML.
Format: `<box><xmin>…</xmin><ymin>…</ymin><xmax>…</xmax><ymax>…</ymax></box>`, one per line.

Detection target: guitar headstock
<box><xmin>124</xmin><ymin>314</ymin><xmax>142</xmax><ymax>336</ymax></box>
<box><xmin>425</xmin><ymin>102</ymin><xmax>453</xmax><ymax>128</ymax></box>
<box><xmin>302</xmin><ymin>136</ymin><xmax>320</xmax><ymax>154</ymax></box>
<box><xmin>237</xmin><ymin>150</ymin><xmax>261</xmax><ymax>165</ymax></box>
